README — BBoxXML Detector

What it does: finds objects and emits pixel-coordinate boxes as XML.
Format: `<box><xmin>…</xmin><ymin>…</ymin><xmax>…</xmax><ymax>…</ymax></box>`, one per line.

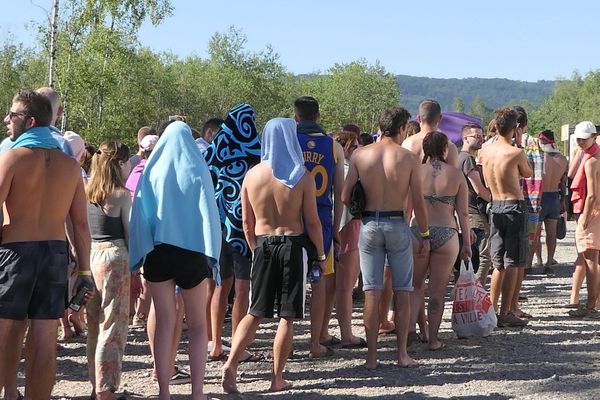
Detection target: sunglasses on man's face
<box><xmin>7</xmin><ymin>111</ymin><xmax>30</xmax><ymax>120</ymax></box>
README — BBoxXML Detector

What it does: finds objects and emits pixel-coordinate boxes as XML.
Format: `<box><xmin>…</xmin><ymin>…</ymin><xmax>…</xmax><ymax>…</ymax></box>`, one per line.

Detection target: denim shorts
<box><xmin>539</xmin><ymin>192</ymin><xmax>561</xmax><ymax>222</ymax></box>
<box><xmin>359</xmin><ymin>213</ymin><xmax>413</xmax><ymax>291</ymax></box>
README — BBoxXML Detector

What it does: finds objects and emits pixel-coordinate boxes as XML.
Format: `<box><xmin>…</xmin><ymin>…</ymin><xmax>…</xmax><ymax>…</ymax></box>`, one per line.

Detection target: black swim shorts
<box><xmin>249</xmin><ymin>235</ymin><xmax>316</xmax><ymax>319</ymax></box>
<box><xmin>218</xmin><ymin>237</ymin><xmax>251</xmax><ymax>281</ymax></box>
<box><xmin>0</xmin><ymin>241</ymin><xmax>69</xmax><ymax>320</ymax></box>
<box><xmin>143</xmin><ymin>243</ymin><xmax>211</xmax><ymax>290</ymax></box>
<box><xmin>490</xmin><ymin>200</ymin><xmax>529</xmax><ymax>269</ymax></box>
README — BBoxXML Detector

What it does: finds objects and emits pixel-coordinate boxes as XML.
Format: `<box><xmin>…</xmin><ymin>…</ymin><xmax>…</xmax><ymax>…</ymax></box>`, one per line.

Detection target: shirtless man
<box><xmin>222</xmin><ymin>118</ymin><xmax>324</xmax><ymax>393</ymax></box>
<box><xmin>0</xmin><ymin>91</ymin><xmax>91</xmax><ymax>400</ymax></box>
<box><xmin>402</xmin><ymin>99</ymin><xmax>459</xmax><ymax>167</ymax></box>
<box><xmin>343</xmin><ymin>107</ymin><xmax>429</xmax><ymax>370</ymax></box>
<box><xmin>536</xmin><ymin>130</ymin><xmax>568</xmax><ymax>268</ymax></box>
<box><xmin>480</xmin><ymin>107</ymin><xmax>532</xmax><ymax>328</ymax></box>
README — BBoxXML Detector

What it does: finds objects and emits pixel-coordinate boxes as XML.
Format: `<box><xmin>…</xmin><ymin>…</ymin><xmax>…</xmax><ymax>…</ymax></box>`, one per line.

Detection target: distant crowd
<box><xmin>0</xmin><ymin>89</ymin><xmax>599</xmax><ymax>400</ymax></box>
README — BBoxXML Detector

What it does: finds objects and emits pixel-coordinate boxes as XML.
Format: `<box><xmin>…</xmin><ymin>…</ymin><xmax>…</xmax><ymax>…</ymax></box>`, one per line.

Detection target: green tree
<box><xmin>453</xmin><ymin>96</ymin><xmax>465</xmax><ymax>113</ymax></box>
<box><xmin>469</xmin><ymin>96</ymin><xmax>493</xmax><ymax>127</ymax></box>
<box><xmin>300</xmin><ymin>60</ymin><xmax>400</xmax><ymax>133</ymax></box>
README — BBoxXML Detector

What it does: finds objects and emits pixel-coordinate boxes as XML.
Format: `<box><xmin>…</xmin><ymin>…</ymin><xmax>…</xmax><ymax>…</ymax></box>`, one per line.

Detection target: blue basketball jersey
<box><xmin>297</xmin><ymin>131</ymin><xmax>337</xmax><ymax>253</ymax></box>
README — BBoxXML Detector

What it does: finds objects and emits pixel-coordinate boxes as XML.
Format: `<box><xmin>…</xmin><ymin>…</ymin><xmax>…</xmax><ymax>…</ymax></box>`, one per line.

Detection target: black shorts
<box><xmin>249</xmin><ymin>235</ymin><xmax>315</xmax><ymax>319</ymax></box>
<box><xmin>0</xmin><ymin>241</ymin><xmax>69</xmax><ymax>320</ymax></box>
<box><xmin>490</xmin><ymin>201</ymin><xmax>529</xmax><ymax>269</ymax></box>
<box><xmin>219</xmin><ymin>238</ymin><xmax>251</xmax><ymax>281</ymax></box>
<box><xmin>143</xmin><ymin>244</ymin><xmax>211</xmax><ymax>290</ymax></box>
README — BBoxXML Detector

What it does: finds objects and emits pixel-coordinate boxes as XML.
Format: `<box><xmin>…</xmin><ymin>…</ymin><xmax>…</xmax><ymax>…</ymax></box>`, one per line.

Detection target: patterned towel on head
<box><xmin>203</xmin><ymin>104</ymin><xmax>261</xmax><ymax>259</ymax></box>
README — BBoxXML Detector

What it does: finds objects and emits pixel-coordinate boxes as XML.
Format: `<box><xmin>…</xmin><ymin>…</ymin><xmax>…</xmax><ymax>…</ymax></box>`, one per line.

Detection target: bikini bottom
<box><xmin>411</xmin><ymin>225</ymin><xmax>458</xmax><ymax>252</ymax></box>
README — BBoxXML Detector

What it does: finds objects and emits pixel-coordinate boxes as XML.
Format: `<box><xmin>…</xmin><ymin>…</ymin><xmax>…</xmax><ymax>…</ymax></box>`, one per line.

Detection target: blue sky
<box><xmin>1</xmin><ymin>0</ymin><xmax>598</xmax><ymax>82</ymax></box>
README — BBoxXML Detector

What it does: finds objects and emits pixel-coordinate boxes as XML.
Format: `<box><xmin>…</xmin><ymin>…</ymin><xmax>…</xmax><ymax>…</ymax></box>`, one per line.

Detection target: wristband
<box><xmin>317</xmin><ymin>254</ymin><xmax>327</xmax><ymax>261</ymax></box>
<box><xmin>79</xmin><ymin>270</ymin><xmax>92</xmax><ymax>276</ymax></box>
<box><xmin>419</xmin><ymin>229</ymin><xmax>430</xmax><ymax>239</ymax></box>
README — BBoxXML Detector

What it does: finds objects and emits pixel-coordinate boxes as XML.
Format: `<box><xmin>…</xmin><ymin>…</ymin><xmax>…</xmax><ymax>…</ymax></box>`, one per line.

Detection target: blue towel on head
<box><xmin>10</xmin><ymin>126</ymin><xmax>60</xmax><ymax>150</ymax></box>
<box><xmin>128</xmin><ymin>121</ymin><xmax>222</xmax><ymax>285</ymax></box>
<box><xmin>261</xmin><ymin>118</ymin><xmax>306</xmax><ymax>188</ymax></box>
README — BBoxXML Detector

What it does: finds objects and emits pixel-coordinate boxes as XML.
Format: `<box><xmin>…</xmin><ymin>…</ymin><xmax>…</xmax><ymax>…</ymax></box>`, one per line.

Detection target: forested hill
<box><xmin>396</xmin><ymin>75</ymin><xmax>556</xmax><ymax>115</ymax></box>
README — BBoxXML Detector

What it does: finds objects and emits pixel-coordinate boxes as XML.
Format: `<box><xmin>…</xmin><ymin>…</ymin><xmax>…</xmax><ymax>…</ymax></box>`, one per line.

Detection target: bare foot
<box><xmin>221</xmin><ymin>366</ymin><xmax>239</xmax><ymax>394</ymax></box>
<box><xmin>428</xmin><ymin>340</ymin><xmax>446</xmax><ymax>351</ymax></box>
<box><xmin>363</xmin><ymin>360</ymin><xmax>380</xmax><ymax>370</ymax></box>
<box><xmin>309</xmin><ymin>344</ymin><xmax>333</xmax><ymax>359</ymax></box>
<box><xmin>269</xmin><ymin>378</ymin><xmax>292</xmax><ymax>392</ymax></box>
<box><xmin>378</xmin><ymin>321</ymin><xmax>395</xmax><ymax>335</ymax></box>
<box><xmin>398</xmin><ymin>354</ymin><xmax>418</xmax><ymax>368</ymax></box>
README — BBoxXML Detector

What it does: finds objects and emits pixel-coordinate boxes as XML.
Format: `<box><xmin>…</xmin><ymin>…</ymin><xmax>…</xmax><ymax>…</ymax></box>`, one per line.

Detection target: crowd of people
<box><xmin>0</xmin><ymin>89</ymin><xmax>598</xmax><ymax>400</ymax></box>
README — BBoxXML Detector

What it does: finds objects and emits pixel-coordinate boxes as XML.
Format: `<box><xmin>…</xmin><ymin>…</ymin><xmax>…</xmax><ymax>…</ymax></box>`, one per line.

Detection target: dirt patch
<box><xmin>15</xmin><ymin>222</ymin><xmax>600</xmax><ymax>399</ymax></box>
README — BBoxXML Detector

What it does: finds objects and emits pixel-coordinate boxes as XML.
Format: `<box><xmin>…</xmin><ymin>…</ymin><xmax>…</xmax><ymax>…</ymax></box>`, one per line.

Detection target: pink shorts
<box><xmin>340</xmin><ymin>219</ymin><xmax>361</xmax><ymax>255</ymax></box>
<box><xmin>576</xmin><ymin>210</ymin><xmax>600</xmax><ymax>253</ymax></box>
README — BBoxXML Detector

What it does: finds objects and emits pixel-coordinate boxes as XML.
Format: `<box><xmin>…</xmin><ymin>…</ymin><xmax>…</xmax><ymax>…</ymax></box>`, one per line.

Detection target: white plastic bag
<box><xmin>451</xmin><ymin>259</ymin><xmax>497</xmax><ymax>338</ymax></box>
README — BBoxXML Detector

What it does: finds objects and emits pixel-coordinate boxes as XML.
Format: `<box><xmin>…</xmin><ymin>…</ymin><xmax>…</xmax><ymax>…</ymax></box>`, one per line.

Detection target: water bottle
<box><xmin>68</xmin><ymin>279</ymin><xmax>95</xmax><ymax>312</ymax></box>
<box><xmin>309</xmin><ymin>263</ymin><xmax>322</xmax><ymax>284</ymax></box>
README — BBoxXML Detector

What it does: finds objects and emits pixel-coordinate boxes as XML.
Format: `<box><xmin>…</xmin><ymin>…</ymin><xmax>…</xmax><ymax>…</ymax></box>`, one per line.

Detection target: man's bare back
<box><xmin>351</xmin><ymin>140</ymin><xmax>419</xmax><ymax>211</ymax></box>
<box><xmin>480</xmin><ymin>138</ymin><xmax>532</xmax><ymax>201</ymax></box>
<box><xmin>403</xmin><ymin>131</ymin><xmax>459</xmax><ymax>167</ymax></box>
<box><xmin>242</xmin><ymin>164</ymin><xmax>309</xmax><ymax>236</ymax></box>
<box><xmin>542</xmin><ymin>153</ymin><xmax>568</xmax><ymax>193</ymax></box>
<box><xmin>0</xmin><ymin>148</ymin><xmax>83</xmax><ymax>243</ymax></box>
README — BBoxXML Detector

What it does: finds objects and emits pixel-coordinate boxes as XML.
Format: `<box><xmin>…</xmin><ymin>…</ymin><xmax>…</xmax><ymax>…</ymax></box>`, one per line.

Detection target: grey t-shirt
<box><xmin>458</xmin><ymin>151</ymin><xmax>486</xmax><ymax>215</ymax></box>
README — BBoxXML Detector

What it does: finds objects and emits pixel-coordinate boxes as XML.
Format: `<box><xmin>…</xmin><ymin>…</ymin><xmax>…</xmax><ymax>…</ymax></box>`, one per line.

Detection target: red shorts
<box><xmin>340</xmin><ymin>219</ymin><xmax>361</xmax><ymax>255</ymax></box>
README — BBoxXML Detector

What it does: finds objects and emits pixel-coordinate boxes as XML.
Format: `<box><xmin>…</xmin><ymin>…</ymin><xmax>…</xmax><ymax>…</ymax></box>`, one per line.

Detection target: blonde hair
<box><xmin>86</xmin><ymin>140</ymin><xmax>130</xmax><ymax>205</ymax></box>
<box><xmin>487</xmin><ymin>118</ymin><xmax>498</xmax><ymax>139</ymax></box>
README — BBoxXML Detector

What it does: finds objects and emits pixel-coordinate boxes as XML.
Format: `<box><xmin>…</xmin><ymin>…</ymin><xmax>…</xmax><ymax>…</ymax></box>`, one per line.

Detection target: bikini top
<box><xmin>424</xmin><ymin>194</ymin><xmax>457</xmax><ymax>206</ymax></box>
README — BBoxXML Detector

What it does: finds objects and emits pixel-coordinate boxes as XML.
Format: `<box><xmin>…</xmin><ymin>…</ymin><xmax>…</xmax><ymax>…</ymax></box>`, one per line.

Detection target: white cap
<box><xmin>574</xmin><ymin>121</ymin><xmax>597</xmax><ymax>139</ymax></box>
<box><xmin>140</xmin><ymin>134</ymin><xmax>159</xmax><ymax>151</ymax></box>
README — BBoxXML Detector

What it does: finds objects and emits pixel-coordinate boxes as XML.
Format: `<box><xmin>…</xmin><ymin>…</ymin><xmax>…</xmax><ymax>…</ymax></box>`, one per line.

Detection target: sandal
<box><xmin>320</xmin><ymin>336</ymin><xmax>341</xmax><ymax>346</ymax></box>
<box><xmin>309</xmin><ymin>346</ymin><xmax>334</xmax><ymax>359</ymax></box>
<box><xmin>239</xmin><ymin>351</ymin><xmax>265</xmax><ymax>363</ymax></box>
<box><xmin>341</xmin><ymin>338</ymin><xmax>367</xmax><ymax>349</ymax></box>
<box><xmin>208</xmin><ymin>351</ymin><xmax>228</xmax><ymax>362</ymax></box>
<box><xmin>568</xmin><ymin>308</ymin><xmax>598</xmax><ymax>318</ymax></box>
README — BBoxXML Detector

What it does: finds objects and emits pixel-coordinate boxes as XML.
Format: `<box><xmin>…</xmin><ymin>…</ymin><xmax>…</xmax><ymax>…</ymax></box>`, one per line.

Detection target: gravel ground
<box><xmin>12</xmin><ymin>221</ymin><xmax>600</xmax><ymax>399</ymax></box>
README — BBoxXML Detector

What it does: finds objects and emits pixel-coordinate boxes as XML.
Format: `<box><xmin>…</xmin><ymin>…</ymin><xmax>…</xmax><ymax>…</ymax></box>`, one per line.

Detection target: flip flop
<box><xmin>239</xmin><ymin>351</ymin><xmax>265</xmax><ymax>363</ymax></box>
<box><xmin>309</xmin><ymin>346</ymin><xmax>334</xmax><ymax>359</ymax></box>
<box><xmin>320</xmin><ymin>336</ymin><xmax>341</xmax><ymax>346</ymax></box>
<box><xmin>341</xmin><ymin>337</ymin><xmax>367</xmax><ymax>349</ymax></box>
<box><xmin>208</xmin><ymin>352</ymin><xmax>228</xmax><ymax>362</ymax></box>
<box><xmin>513</xmin><ymin>311</ymin><xmax>532</xmax><ymax>319</ymax></box>
<box><xmin>568</xmin><ymin>308</ymin><xmax>598</xmax><ymax>318</ymax></box>
<box><xmin>565</xmin><ymin>303</ymin><xmax>581</xmax><ymax>309</ymax></box>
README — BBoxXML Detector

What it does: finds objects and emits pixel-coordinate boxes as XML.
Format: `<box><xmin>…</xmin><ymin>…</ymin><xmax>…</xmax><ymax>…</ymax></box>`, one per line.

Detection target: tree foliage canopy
<box><xmin>0</xmin><ymin>2</ymin><xmax>580</xmax><ymax>150</ymax></box>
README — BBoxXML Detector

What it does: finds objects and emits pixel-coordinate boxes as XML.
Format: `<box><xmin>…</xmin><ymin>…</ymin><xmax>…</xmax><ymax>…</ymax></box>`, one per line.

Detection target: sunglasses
<box><xmin>7</xmin><ymin>111</ymin><xmax>30</xmax><ymax>119</ymax></box>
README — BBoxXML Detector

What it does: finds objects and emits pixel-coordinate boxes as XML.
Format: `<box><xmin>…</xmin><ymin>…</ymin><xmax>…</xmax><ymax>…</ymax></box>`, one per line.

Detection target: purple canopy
<box><xmin>438</xmin><ymin>112</ymin><xmax>482</xmax><ymax>147</ymax></box>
